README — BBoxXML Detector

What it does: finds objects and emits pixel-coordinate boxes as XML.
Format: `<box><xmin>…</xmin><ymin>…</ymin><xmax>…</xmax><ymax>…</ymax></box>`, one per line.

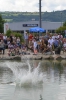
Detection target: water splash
<box><xmin>1</xmin><ymin>60</ymin><xmax>44</xmax><ymax>87</ymax></box>
<box><xmin>15</xmin><ymin>60</ymin><xmax>43</xmax><ymax>87</ymax></box>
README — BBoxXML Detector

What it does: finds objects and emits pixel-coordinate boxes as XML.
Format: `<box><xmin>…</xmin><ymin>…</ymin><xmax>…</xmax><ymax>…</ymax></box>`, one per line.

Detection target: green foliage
<box><xmin>6</xmin><ymin>29</ymin><xmax>12</xmax><ymax>37</ymax></box>
<box><xmin>56</xmin><ymin>26</ymin><xmax>66</xmax><ymax>37</ymax></box>
<box><xmin>56</xmin><ymin>21</ymin><xmax>66</xmax><ymax>33</ymax></box>
<box><xmin>1</xmin><ymin>10</ymin><xmax>66</xmax><ymax>22</ymax></box>
<box><xmin>12</xmin><ymin>32</ymin><xmax>23</xmax><ymax>42</ymax></box>
<box><xmin>56</xmin><ymin>22</ymin><xmax>66</xmax><ymax>33</ymax></box>
<box><xmin>6</xmin><ymin>29</ymin><xmax>24</xmax><ymax>42</ymax></box>
<box><xmin>63</xmin><ymin>21</ymin><xmax>66</xmax><ymax>26</ymax></box>
<box><xmin>0</xmin><ymin>14</ymin><xmax>5</xmax><ymax>33</ymax></box>
<box><xmin>5</xmin><ymin>19</ymin><xmax>13</xmax><ymax>22</ymax></box>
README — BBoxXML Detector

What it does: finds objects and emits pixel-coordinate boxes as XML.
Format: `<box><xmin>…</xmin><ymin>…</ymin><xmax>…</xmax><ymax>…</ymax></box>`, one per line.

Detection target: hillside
<box><xmin>0</xmin><ymin>10</ymin><xmax>66</xmax><ymax>22</ymax></box>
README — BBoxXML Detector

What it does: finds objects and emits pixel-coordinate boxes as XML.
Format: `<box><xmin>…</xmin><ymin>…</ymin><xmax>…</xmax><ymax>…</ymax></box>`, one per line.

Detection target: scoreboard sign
<box><xmin>23</xmin><ymin>24</ymin><xmax>38</xmax><ymax>27</ymax></box>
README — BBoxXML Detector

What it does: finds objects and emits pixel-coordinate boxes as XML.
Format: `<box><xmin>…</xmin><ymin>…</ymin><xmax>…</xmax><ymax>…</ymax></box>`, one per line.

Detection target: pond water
<box><xmin>0</xmin><ymin>60</ymin><xmax>66</xmax><ymax>100</ymax></box>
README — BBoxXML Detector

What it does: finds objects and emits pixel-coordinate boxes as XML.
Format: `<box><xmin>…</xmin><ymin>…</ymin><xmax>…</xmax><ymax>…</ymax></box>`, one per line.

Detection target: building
<box><xmin>4</xmin><ymin>21</ymin><xmax>63</xmax><ymax>33</ymax></box>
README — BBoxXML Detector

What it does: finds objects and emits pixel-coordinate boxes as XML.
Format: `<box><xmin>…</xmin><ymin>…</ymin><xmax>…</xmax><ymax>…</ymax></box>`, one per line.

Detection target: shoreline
<box><xmin>0</xmin><ymin>50</ymin><xmax>66</xmax><ymax>60</ymax></box>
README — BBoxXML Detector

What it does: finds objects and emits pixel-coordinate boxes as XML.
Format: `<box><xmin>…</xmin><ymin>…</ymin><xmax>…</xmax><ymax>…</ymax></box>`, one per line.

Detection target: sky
<box><xmin>0</xmin><ymin>0</ymin><xmax>66</xmax><ymax>12</ymax></box>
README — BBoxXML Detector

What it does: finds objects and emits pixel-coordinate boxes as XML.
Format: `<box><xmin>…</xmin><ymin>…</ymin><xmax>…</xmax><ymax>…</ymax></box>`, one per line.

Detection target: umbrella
<box><xmin>29</xmin><ymin>27</ymin><xmax>45</xmax><ymax>33</ymax></box>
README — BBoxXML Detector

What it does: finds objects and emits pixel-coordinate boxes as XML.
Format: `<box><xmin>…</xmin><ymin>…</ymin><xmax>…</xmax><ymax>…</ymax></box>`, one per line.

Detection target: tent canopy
<box><xmin>29</xmin><ymin>27</ymin><xmax>46</xmax><ymax>33</ymax></box>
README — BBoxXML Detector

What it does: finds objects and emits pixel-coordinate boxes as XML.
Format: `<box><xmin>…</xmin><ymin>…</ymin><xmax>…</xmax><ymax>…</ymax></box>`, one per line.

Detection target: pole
<box><xmin>61</xmin><ymin>12</ymin><xmax>62</xmax><ymax>34</ymax></box>
<box><xmin>39</xmin><ymin>0</ymin><xmax>41</xmax><ymax>28</ymax></box>
<box><xmin>61</xmin><ymin>12</ymin><xmax>62</xmax><ymax>27</ymax></box>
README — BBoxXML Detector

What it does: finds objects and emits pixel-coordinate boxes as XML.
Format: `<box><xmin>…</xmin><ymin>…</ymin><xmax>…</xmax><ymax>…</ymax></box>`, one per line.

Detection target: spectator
<box><xmin>0</xmin><ymin>33</ymin><xmax>3</xmax><ymax>41</ymax></box>
<box><xmin>3</xmin><ymin>34</ymin><xmax>7</xmax><ymax>49</ymax></box>
<box><xmin>33</xmin><ymin>39</ymin><xmax>38</xmax><ymax>54</ymax></box>
<box><xmin>24</xmin><ymin>32</ymin><xmax>29</xmax><ymax>48</ymax></box>
<box><xmin>0</xmin><ymin>40</ymin><xmax>5</xmax><ymax>54</ymax></box>
<box><xmin>16</xmin><ymin>37</ymin><xmax>21</xmax><ymax>48</ymax></box>
<box><xmin>10</xmin><ymin>34</ymin><xmax>13</xmax><ymax>43</ymax></box>
<box><xmin>29</xmin><ymin>33</ymin><xmax>33</xmax><ymax>41</ymax></box>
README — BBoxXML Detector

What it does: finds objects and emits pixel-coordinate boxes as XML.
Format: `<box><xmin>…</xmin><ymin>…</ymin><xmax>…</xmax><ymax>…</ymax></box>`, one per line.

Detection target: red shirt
<box><xmin>29</xmin><ymin>34</ymin><xmax>33</xmax><ymax>41</ymax></box>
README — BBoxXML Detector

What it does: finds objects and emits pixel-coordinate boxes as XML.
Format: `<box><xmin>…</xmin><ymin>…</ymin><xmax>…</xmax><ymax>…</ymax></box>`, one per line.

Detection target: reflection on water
<box><xmin>0</xmin><ymin>60</ymin><xmax>66</xmax><ymax>100</ymax></box>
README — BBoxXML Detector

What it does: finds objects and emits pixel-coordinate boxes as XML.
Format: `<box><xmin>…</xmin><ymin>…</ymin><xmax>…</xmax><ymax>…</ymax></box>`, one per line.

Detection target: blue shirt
<box><xmin>54</xmin><ymin>39</ymin><xmax>59</xmax><ymax>47</ymax></box>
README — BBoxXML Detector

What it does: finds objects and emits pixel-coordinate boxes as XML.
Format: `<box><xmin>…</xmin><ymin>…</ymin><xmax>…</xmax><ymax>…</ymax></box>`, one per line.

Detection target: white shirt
<box><xmin>3</xmin><ymin>36</ymin><xmax>7</xmax><ymax>40</ymax></box>
<box><xmin>63</xmin><ymin>42</ymin><xmax>66</xmax><ymax>48</ymax></box>
<box><xmin>48</xmin><ymin>38</ymin><xmax>54</xmax><ymax>46</ymax></box>
<box><xmin>33</xmin><ymin>41</ymin><xmax>37</xmax><ymax>49</ymax></box>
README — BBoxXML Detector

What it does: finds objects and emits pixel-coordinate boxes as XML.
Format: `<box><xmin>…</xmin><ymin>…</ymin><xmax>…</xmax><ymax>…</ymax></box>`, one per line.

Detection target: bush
<box><xmin>6</xmin><ymin>29</ymin><xmax>12</xmax><ymax>37</ymax></box>
<box><xmin>6</xmin><ymin>29</ymin><xmax>24</xmax><ymax>42</ymax></box>
<box><xmin>12</xmin><ymin>32</ymin><xmax>24</xmax><ymax>42</ymax></box>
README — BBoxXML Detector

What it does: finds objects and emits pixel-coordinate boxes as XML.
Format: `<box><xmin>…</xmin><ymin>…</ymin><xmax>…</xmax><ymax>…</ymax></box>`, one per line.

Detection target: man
<box><xmin>33</xmin><ymin>39</ymin><xmax>38</xmax><ymax>54</ymax></box>
<box><xmin>0</xmin><ymin>40</ymin><xmax>5</xmax><ymax>54</ymax></box>
<box><xmin>0</xmin><ymin>33</ymin><xmax>3</xmax><ymax>41</ymax></box>
<box><xmin>29</xmin><ymin>33</ymin><xmax>33</xmax><ymax>41</ymax></box>
<box><xmin>24</xmin><ymin>32</ymin><xmax>29</xmax><ymax>49</ymax></box>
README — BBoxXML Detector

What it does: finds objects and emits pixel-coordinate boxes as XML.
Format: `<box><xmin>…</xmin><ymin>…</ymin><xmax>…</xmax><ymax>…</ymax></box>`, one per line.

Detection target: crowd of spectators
<box><xmin>24</xmin><ymin>32</ymin><xmax>66</xmax><ymax>55</ymax></box>
<box><xmin>0</xmin><ymin>32</ymin><xmax>66</xmax><ymax>56</ymax></box>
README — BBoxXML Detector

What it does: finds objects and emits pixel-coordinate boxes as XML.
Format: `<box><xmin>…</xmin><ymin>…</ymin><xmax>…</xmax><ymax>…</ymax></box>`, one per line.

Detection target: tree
<box><xmin>6</xmin><ymin>29</ymin><xmax>12</xmax><ymax>37</ymax></box>
<box><xmin>63</xmin><ymin>21</ymin><xmax>66</xmax><ymax>26</ymax></box>
<box><xmin>0</xmin><ymin>14</ymin><xmax>5</xmax><ymax>33</ymax></box>
<box><xmin>56</xmin><ymin>22</ymin><xmax>66</xmax><ymax>37</ymax></box>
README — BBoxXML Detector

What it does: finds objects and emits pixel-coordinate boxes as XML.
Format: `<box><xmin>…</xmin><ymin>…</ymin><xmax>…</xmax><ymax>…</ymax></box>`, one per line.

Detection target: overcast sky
<box><xmin>0</xmin><ymin>0</ymin><xmax>66</xmax><ymax>12</ymax></box>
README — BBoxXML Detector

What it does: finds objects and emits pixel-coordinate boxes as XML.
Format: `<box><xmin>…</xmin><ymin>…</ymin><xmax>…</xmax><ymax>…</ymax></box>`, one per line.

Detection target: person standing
<box><xmin>29</xmin><ymin>33</ymin><xmax>33</xmax><ymax>41</ymax></box>
<box><xmin>33</xmin><ymin>39</ymin><xmax>38</xmax><ymax>54</ymax></box>
<box><xmin>0</xmin><ymin>40</ymin><xmax>5</xmax><ymax>54</ymax></box>
<box><xmin>24</xmin><ymin>32</ymin><xmax>29</xmax><ymax>47</ymax></box>
<box><xmin>10</xmin><ymin>34</ymin><xmax>13</xmax><ymax>43</ymax></box>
